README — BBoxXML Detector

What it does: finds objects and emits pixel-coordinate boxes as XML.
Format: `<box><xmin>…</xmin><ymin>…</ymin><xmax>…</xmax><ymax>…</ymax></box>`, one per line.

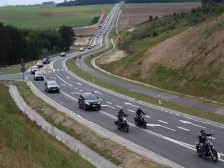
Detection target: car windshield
<box><xmin>35</xmin><ymin>71</ymin><xmax>43</xmax><ymax>75</ymax></box>
<box><xmin>48</xmin><ymin>81</ymin><xmax>57</xmax><ymax>85</ymax></box>
<box><xmin>32</xmin><ymin>66</ymin><xmax>39</xmax><ymax>70</ymax></box>
<box><xmin>83</xmin><ymin>93</ymin><xmax>97</xmax><ymax>100</ymax></box>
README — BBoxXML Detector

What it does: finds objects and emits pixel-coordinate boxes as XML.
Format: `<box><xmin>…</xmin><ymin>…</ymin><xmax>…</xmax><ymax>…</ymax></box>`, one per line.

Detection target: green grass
<box><xmin>0</xmin><ymin>83</ymin><xmax>94</xmax><ymax>168</ymax></box>
<box><xmin>13</xmin><ymin>81</ymin><xmax>122</xmax><ymax>166</ymax></box>
<box><xmin>0</xmin><ymin>5</ymin><xmax>112</xmax><ymax>29</ymax></box>
<box><xmin>66</xmin><ymin>57</ymin><xmax>224</xmax><ymax>124</ymax></box>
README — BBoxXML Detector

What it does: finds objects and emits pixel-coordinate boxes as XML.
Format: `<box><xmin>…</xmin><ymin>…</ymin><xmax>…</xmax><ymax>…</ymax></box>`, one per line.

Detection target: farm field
<box><xmin>0</xmin><ymin>5</ymin><xmax>112</xmax><ymax>29</ymax></box>
<box><xmin>118</xmin><ymin>3</ymin><xmax>201</xmax><ymax>32</ymax></box>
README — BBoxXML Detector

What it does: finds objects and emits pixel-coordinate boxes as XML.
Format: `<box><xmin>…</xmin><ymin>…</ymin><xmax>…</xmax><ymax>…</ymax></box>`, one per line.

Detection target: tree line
<box><xmin>57</xmin><ymin>0</ymin><xmax>201</xmax><ymax>6</ymax></box>
<box><xmin>57</xmin><ymin>0</ymin><xmax>224</xmax><ymax>6</ymax></box>
<box><xmin>0</xmin><ymin>23</ymin><xmax>74</xmax><ymax>66</ymax></box>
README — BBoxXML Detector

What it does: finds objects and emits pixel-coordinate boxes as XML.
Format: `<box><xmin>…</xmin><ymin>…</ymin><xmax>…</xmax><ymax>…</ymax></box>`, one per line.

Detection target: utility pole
<box><xmin>21</xmin><ymin>58</ymin><xmax>26</xmax><ymax>81</ymax></box>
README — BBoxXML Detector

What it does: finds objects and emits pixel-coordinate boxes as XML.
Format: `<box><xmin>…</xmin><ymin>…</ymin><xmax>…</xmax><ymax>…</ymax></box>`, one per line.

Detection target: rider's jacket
<box><xmin>199</xmin><ymin>133</ymin><xmax>212</xmax><ymax>144</ymax></box>
<box><xmin>136</xmin><ymin>109</ymin><xmax>144</xmax><ymax>116</ymax></box>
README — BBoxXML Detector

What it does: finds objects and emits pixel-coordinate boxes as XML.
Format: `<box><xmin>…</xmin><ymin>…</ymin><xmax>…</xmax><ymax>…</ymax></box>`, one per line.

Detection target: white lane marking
<box><xmin>77</xmin><ymin>83</ymin><xmax>82</xmax><ymax>85</ymax></box>
<box><xmin>116</xmin><ymin>105</ymin><xmax>122</xmax><ymax>108</ymax></box>
<box><xmin>71</xmin><ymin>92</ymin><xmax>80</xmax><ymax>95</ymax></box>
<box><xmin>128</xmin><ymin>109</ymin><xmax>135</xmax><ymax>113</ymax></box>
<box><xmin>147</xmin><ymin>124</ymin><xmax>176</xmax><ymax>131</ymax></box>
<box><xmin>58</xmin><ymin>91</ymin><xmax>224</xmax><ymax>163</ymax></box>
<box><xmin>106</xmin><ymin>101</ymin><xmax>112</xmax><ymax>104</ymax></box>
<box><xmin>124</xmin><ymin>102</ymin><xmax>139</xmax><ymax>108</ymax></box>
<box><xmin>179</xmin><ymin>120</ymin><xmax>206</xmax><ymax>128</ymax></box>
<box><xmin>75</xmin><ymin>87</ymin><xmax>78</xmax><ymax>89</ymax></box>
<box><xmin>158</xmin><ymin>120</ymin><xmax>168</xmax><ymax>124</ymax></box>
<box><xmin>61</xmin><ymin>90</ymin><xmax>78</xmax><ymax>101</ymax></box>
<box><xmin>79</xmin><ymin>90</ymin><xmax>83</xmax><ymax>92</ymax></box>
<box><xmin>61</xmin><ymin>69</ymin><xmax>64</xmax><ymax>71</ymax></box>
<box><xmin>49</xmin><ymin>77</ymin><xmax>56</xmax><ymax>79</ymax></box>
<box><xmin>67</xmin><ymin>76</ymin><xmax>70</xmax><ymax>79</ymax></box>
<box><xmin>101</xmin><ymin>105</ymin><xmax>116</xmax><ymax>109</ymax></box>
<box><xmin>55</xmin><ymin>74</ymin><xmax>73</xmax><ymax>87</ymax></box>
<box><xmin>94</xmin><ymin>91</ymin><xmax>103</xmax><ymax>95</ymax></box>
<box><xmin>177</xmin><ymin>127</ymin><xmax>189</xmax><ymax>131</ymax></box>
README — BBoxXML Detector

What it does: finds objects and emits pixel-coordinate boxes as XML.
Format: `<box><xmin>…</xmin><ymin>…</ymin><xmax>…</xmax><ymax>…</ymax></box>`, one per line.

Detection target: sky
<box><xmin>0</xmin><ymin>0</ymin><xmax>64</xmax><ymax>7</ymax></box>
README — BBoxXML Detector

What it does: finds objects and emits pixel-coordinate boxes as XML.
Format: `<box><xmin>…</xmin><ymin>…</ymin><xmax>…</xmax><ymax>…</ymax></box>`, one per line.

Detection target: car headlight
<box><xmin>85</xmin><ymin>101</ymin><xmax>90</xmax><ymax>105</ymax></box>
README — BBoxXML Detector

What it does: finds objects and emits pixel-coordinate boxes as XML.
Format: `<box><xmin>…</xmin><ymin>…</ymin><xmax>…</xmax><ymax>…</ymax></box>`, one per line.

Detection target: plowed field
<box><xmin>117</xmin><ymin>3</ymin><xmax>201</xmax><ymax>32</ymax></box>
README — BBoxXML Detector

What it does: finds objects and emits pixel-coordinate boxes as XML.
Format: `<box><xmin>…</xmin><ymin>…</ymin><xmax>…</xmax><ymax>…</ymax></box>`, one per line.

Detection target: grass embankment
<box><xmin>0</xmin><ymin>5</ymin><xmax>112</xmax><ymax>29</ymax></box>
<box><xmin>0</xmin><ymin>82</ymin><xmax>94</xmax><ymax>168</ymax></box>
<box><xmin>4</xmin><ymin>81</ymin><xmax>164</xmax><ymax>168</ymax></box>
<box><xmin>66</xmin><ymin>57</ymin><xmax>224</xmax><ymax>124</ymax></box>
<box><xmin>99</xmin><ymin>3</ymin><xmax>224</xmax><ymax>103</ymax></box>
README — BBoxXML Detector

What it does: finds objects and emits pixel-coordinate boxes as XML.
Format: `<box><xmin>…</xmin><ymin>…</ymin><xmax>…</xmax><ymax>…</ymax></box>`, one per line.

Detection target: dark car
<box><xmin>30</xmin><ymin>66</ymin><xmax>39</xmax><ymax>74</ymax></box>
<box><xmin>44</xmin><ymin>80</ymin><xmax>60</xmax><ymax>93</ymax></box>
<box><xmin>34</xmin><ymin>71</ymin><xmax>44</xmax><ymax>80</ymax></box>
<box><xmin>78</xmin><ymin>92</ymin><xmax>101</xmax><ymax>111</ymax></box>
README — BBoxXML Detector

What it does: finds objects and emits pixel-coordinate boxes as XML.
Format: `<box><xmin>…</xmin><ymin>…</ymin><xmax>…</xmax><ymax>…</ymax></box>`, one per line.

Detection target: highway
<box><xmin>1</xmin><ymin>2</ymin><xmax>224</xmax><ymax>168</ymax></box>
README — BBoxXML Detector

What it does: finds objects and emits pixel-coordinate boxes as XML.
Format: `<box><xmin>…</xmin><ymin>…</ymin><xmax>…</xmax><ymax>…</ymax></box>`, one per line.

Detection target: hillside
<box><xmin>97</xmin><ymin>5</ymin><xmax>224</xmax><ymax>102</ymax></box>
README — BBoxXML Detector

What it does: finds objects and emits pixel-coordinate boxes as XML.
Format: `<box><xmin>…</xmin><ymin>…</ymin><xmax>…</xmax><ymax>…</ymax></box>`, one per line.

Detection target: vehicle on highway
<box><xmin>30</xmin><ymin>66</ymin><xmax>39</xmax><ymax>74</ymax></box>
<box><xmin>60</xmin><ymin>52</ymin><xmax>66</xmax><ymax>57</ymax></box>
<box><xmin>44</xmin><ymin>80</ymin><xmax>60</xmax><ymax>93</ymax></box>
<box><xmin>134</xmin><ymin>113</ymin><xmax>147</xmax><ymax>129</ymax></box>
<box><xmin>78</xmin><ymin>92</ymin><xmax>101</xmax><ymax>111</ymax></box>
<box><xmin>196</xmin><ymin>133</ymin><xmax>218</xmax><ymax>162</ymax></box>
<box><xmin>43</xmin><ymin>57</ymin><xmax>50</xmax><ymax>64</ymax></box>
<box><xmin>34</xmin><ymin>70</ymin><xmax>44</xmax><ymax>80</ymax></box>
<box><xmin>114</xmin><ymin>109</ymin><xmax>129</xmax><ymax>132</ymax></box>
<box><xmin>36</xmin><ymin>60</ymin><xmax>44</xmax><ymax>68</ymax></box>
<box><xmin>79</xmin><ymin>47</ymin><xmax>85</xmax><ymax>51</ymax></box>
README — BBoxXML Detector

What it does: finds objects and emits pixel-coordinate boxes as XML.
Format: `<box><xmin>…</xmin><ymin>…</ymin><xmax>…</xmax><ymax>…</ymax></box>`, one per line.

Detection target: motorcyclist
<box><xmin>136</xmin><ymin>107</ymin><xmax>146</xmax><ymax>122</ymax></box>
<box><xmin>117</xmin><ymin>109</ymin><xmax>127</xmax><ymax>123</ymax></box>
<box><xmin>199</xmin><ymin>130</ymin><xmax>213</xmax><ymax>155</ymax></box>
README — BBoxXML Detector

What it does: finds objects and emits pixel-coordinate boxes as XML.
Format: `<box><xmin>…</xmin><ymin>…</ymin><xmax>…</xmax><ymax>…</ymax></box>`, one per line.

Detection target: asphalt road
<box><xmin>1</xmin><ymin>2</ymin><xmax>224</xmax><ymax>168</ymax></box>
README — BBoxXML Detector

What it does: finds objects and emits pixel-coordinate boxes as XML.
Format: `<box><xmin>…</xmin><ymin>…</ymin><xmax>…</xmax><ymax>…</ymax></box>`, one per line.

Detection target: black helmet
<box><xmin>200</xmin><ymin>130</ymin><xmax>205</xmax><ymax>133</ymax></box>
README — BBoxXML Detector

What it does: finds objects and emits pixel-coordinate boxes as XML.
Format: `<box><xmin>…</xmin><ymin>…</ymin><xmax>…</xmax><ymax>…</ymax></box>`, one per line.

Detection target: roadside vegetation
<box><xmin>0</xmin><ymin>83</ymin><xmax>94</xmax><ymax>168</ymax></box>
<box><xmin>97</xmin><ymin>2</ymin><xmax>224</xmax><ymax>103</ymax></box>
<box><xmin>66</xmin><ymin>58</ymin><xmax>224</xmax><ymax>124</ymax></box>
<box><xmin>0</xmin><ymin>81</ymin><xmax>166</xmax><ymax>168</ymax></box>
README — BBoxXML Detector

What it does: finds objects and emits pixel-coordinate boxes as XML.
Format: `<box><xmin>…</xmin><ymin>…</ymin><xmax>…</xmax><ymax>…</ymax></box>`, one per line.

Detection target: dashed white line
<box><xmin>158</xmin><ymin>120</ymin><xmax>168</xmax><ymax>124</ymax></box>
<box><xmin>116</xmin><ymin>105</ymin><xmax>122</xmax><ymax>108</ymax></box>
<box><xmin>101</xmin><ymin>105</ymin><xmax>116</xmax><ymax>109</ymax></box>
<box><xmin>177</xmin><ymin>127</ymin><xmax>189</xmax><ymax>131</ymax></box>
<box><xmin>106</xmin><ymin>101</ymin><xmax>112</xmax><ymax>104</ymax></box>
<box><xmin>55</xmin><ymin>74</ymin><xmax>73</xmax><ymax>87</ymax></box>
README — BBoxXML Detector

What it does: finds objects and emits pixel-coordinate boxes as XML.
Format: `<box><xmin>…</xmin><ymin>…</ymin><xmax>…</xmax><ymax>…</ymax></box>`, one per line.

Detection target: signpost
<box><xmin>21</xmin><ymin>58</ymin><xmax>25</xmax><ymax>81</ymax></box>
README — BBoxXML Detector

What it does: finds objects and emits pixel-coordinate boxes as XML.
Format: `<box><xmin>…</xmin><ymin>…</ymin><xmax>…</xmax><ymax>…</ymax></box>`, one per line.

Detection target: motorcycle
<box><xmin>114</xmin><ymin>114</ymin><xmax>129</xmax><ymax>132</ymax></box>
<box><xmin>134</xmin><ymin>114</ymin><xmax>147</xmax><ymax>129</ymax></box>
<box><xmin>196</xmin><ymin>134</ymin><xmax>218</xmax><ymax>162</ymax></box>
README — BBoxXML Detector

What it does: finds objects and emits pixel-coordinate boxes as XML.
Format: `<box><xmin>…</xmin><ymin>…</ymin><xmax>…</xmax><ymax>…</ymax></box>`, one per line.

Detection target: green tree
<box><xmin>58</xmin><ymin>26</ymin><xmax>75</xmax><ymax>51</ymax></box>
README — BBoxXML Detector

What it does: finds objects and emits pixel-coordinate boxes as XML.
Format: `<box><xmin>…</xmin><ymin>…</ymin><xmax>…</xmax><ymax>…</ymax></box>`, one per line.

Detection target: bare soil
<box><xmin>117</xmin><ymin>3</ymin><xmax>201</xmax><ymax>32</ymax></box>
<box><xmin>96</xmin><ymin>49</ymin><xmax>126</xmax><ymax>64</ymax></box>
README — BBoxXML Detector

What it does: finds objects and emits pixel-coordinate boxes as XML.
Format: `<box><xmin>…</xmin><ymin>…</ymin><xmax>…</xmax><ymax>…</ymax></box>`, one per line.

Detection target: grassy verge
<box><xmin>4</xmin><ymin>81</ymin><xmax>165</xmax><ymax>168</ymax></box>
<box><xmin>66</xmin><ymin>58</ymin><xmax>224</xmax><ymax>124</ymax></box>
<box><xmin>0</xmin><ymin>82</ymin><xmax>94</xmax><ymax>168</ymax></box>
